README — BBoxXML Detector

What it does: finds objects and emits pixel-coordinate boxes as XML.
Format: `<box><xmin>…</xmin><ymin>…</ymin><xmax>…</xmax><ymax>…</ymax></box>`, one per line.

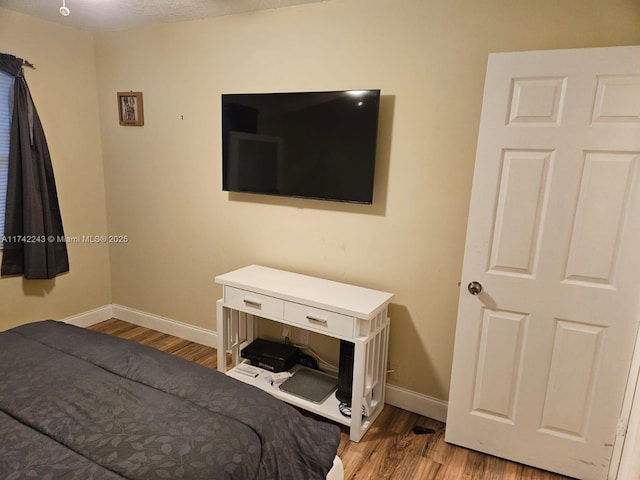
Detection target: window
<box><xmin>0</xmin><ymin>71</ymin><xmax>10</xmax><ymax>242</ymax></box>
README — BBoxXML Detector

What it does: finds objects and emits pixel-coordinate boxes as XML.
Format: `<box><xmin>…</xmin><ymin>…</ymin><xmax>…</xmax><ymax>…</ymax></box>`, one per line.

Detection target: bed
<box><xmin>0</xmin><ymin>320</ymin><xmax>343</xmax><ymax>480</ymax></box>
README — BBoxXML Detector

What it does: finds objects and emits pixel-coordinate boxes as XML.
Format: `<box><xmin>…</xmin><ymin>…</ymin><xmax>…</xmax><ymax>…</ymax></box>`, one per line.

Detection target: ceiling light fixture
<box><xmin>59</xmin><ymin>0</ymin><xmax>70</xmax><ymax>16</ymax></box>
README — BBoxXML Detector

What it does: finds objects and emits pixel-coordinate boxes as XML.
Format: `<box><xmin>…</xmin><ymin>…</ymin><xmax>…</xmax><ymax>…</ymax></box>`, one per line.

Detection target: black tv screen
<box><xmin>222</xmin><ymin>89</ymin><xmax>380</xmax><ymax>204</ymax></box>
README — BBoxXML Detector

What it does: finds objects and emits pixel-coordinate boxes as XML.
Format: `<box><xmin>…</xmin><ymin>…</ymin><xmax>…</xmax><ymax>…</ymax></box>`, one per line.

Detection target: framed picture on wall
<box><xmin>117</xmin><ymin>92</ymin><xmax>144</xmax><ymax>126</ymax></box>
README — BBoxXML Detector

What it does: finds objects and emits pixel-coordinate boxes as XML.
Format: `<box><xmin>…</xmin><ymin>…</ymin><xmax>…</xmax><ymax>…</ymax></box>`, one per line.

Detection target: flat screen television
<box><xmin>222</xmin><ymin>89</ymin><xmax>380</xmax><ymax>204</ymax></box>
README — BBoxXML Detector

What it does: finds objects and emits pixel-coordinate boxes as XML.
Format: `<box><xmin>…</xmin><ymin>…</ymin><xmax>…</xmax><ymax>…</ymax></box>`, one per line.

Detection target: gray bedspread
<box><xmin>0</xmin><ymin>320</ymin><xmax>340</xmax><ymax>480</ymax></box>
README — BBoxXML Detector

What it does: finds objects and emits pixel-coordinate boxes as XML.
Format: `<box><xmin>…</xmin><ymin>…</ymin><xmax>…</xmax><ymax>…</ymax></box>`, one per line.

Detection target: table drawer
<box><xmin>284</xmin><ymin>302</ymin><xmax>354</xmax><ymax>339</ymax></box>
<box><xmin>224</xmin><ymin>286</ymin><xmax>284</xmax><ymax>320</ymax></box>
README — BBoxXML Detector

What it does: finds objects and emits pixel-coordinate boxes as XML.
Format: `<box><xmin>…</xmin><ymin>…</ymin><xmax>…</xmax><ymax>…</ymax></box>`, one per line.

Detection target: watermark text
<box><xmin>2</xmin><ymin>235</ymin><xmax>129</xmax><ymax>244</ymax></box>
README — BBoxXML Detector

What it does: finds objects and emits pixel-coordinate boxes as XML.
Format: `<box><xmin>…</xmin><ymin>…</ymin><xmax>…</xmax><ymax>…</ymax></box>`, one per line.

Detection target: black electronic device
<box><xmin>336</xmin><ymin>339</ymin><xmax>355</xmax><ymax>405</ymax></box>
<box><xmin>222</xmin><ymin>89</ymin><xmax>381</xmax><ymax>204</ymax></box>
<box><xmin>298</xmin><ymin>353</ymin><xmax>319</xmax><ymax>370</ymax></box>
<box><xmin>241</xmin><ymin>338</ymin><xmax>300</xmax><ymax>372</ymax></box>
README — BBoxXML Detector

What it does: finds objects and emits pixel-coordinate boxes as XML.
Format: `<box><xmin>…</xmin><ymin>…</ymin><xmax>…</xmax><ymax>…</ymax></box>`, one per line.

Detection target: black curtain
<box><xmin>0</xmin><ymin>53</ymin><xmax>68</xmax><ymax>279</ymax></box>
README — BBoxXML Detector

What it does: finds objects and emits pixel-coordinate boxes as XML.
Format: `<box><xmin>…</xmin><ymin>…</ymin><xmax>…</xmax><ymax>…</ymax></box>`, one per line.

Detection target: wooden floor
<box><xmin>89</xmin><ymin>319</ymin><xmax>573</xmax><ymax>480</ymax></box>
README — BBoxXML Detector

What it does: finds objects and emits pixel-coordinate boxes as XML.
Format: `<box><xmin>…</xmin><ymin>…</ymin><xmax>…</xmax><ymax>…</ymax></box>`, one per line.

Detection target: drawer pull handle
<box><xmin>243</xmin><ymin>299</ymin><xmax>262</xmax><ymax>309</ymax></box>
<box><xmin>306</xmin><ymin>316</ymin><xmax>328</xmax><ymax>325</ymax></box>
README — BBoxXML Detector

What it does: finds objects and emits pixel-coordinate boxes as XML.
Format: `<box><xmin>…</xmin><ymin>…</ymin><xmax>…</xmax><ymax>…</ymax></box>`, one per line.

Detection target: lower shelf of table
<box><xmin>226</xmin><ymin>362</ymin><xmax>380</xmax><ymax>432</ymax></box>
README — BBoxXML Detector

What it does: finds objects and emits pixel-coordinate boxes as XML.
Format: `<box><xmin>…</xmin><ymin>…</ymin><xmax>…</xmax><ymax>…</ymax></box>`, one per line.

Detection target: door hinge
<box><xmin>616</xmin><ymin>417</ymin><xmax>628</xmax><ymax>437</ymax></box>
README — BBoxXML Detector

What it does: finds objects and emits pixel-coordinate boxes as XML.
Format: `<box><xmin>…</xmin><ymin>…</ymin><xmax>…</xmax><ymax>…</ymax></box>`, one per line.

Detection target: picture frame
<box><xmin>117</xmin><ymin>92</ymin><xmax>144</xmax><ymax>126</ymax></box>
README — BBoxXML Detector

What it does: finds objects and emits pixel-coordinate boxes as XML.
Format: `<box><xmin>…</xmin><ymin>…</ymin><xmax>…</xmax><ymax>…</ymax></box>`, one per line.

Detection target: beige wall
<box><xmin>94</xmin><ymin>0</ymin><xmax>640</xmax><ymax>400</ymax></box>
<box><xmin>2</xmin><ymin>0</ymin><xmax>638</xmax><ymax>401</ymax></box>
<box><xmin>0</xmin><ymin>9</ymin><xmax>112</xmax><ymax>330</ymax></box>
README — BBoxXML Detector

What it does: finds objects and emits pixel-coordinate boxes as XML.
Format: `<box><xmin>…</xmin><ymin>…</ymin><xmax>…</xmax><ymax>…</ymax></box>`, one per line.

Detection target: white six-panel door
<box><xmin>446</xmin><ymin>46</ymin><xmax>640</xmax><ymax>480</ymax></box>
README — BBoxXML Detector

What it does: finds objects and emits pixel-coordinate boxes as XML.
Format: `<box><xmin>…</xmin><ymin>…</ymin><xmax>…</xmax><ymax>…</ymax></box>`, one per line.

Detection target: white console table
<box><xmin>215</xmin><ymin>265</ymin><xmax>393</xmax><ymax>442</ymax></box>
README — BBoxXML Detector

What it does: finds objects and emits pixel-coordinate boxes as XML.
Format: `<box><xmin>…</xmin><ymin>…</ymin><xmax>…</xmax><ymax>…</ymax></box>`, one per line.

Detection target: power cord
<box><xmin>293</xmin><ymin>343</ymin><xmax>339</xmax><ymax>373</ymax></box>
<box><xmin>338</xmin><ymin>402</ymin><xmax>366</xmax><ymax>419</ymax></box>
<box><xmin>338</xmin><ymin>402</ymin><xmax>351</xmax><ymax>418</ymax></box>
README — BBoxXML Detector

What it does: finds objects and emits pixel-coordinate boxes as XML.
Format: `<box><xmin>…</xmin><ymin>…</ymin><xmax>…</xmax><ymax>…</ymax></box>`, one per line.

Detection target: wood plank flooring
<box><xmin>88</xmin><ymin>319</ymin><xmax>573</xmax><ymax>480</ymax></box>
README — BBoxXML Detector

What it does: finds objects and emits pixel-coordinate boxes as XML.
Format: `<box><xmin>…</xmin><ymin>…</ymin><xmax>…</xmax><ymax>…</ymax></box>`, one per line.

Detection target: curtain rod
<box><xmin>22</xmin><ymin>60</ymin><xmax>36</xmax><ymax>69</ymax></box>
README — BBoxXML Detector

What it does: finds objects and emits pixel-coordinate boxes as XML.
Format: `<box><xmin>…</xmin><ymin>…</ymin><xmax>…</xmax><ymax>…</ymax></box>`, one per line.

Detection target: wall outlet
<box><xmin>282</xmin><ymin>325</ymin><xmax>290</xmax><ymax>339</ymax></box>
<box><xmin>387</xmin><ymin>362</ymin><xmax>397</xmax><ymax>380</ymax></box>
<box><xmin>297</xmin><ymin>328</ymin><xmax>309</xmax><ymax>345</ymax></box>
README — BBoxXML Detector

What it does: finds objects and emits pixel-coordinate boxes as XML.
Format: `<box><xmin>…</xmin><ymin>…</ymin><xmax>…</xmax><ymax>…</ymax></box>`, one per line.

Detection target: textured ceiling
<box><xmin>0</xmin><ymin>0</ymin><xmax>327</xmax><ymax>32</ymax></box>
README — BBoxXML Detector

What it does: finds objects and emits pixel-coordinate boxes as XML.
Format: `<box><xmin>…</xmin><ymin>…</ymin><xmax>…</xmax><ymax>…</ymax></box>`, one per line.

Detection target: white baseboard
<box><xmin>63</xmin><ymin>305</ymin><xmax>114</xmax><ymax>327</ymax></box>
<box><xmin>111</xmin><ymin>304</ymin><xmax>217</xmax><ymax>348</ymax></box>
<box><xmin>385</xmin><ymin>383</ymin><xmax>448</xmax><ymax>423</ymax></box>
<box><xmin>61</xmin><ymin>304</ymin><xmax>447</xmax><ymax>422</ymax></box>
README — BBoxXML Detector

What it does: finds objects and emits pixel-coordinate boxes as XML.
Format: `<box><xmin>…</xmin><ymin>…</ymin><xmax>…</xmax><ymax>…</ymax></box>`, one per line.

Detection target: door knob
<box><xmin>467</xmin><ymin>281</ymin><xmax>483</xmax><ymax>295</ymax></box>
